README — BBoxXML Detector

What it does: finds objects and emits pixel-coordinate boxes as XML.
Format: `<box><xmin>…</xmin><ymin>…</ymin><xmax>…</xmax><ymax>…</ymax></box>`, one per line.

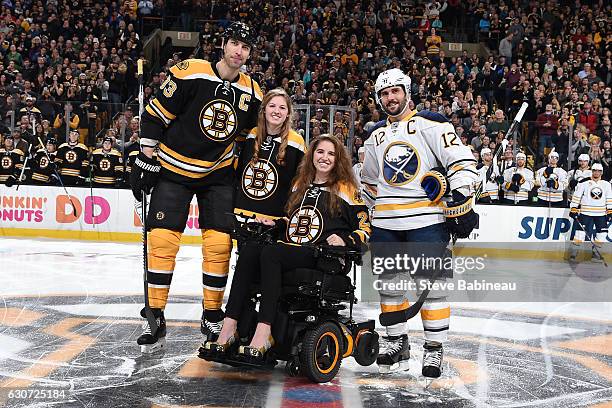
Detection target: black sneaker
<box><xmin>137</xmin><ymin>308</ymin><xmax>166</xmax><ymax>354</ymax></box>
<box><xmin>422</xmin><ymin>341</ymin><xmax>444</xmax><ymax>378</ymax></box>
<box><xmin>376</xmin><ymin>334</ymin><xmax>410</xmax><ymax>373</ymax></box>
<box><xmin>200</xmin><ymin>309</ymin><xmax>224</xmax><ymax>343</ymax></box>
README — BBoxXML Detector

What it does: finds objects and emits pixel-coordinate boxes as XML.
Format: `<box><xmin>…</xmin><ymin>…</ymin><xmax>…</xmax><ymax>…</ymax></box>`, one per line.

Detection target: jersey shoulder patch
<box><xmin>416</xmin><ymin>110</ymin><xmax>450</xmax><ymax>123</ymax></box>
<box><xmin>367</xmin><ymin>120</ymin><xmax>387</xmax><ymax>137</ymax></box>
<box><xmin>169</xmin><ymin>59</ymin><xmax>214</xmax><ymax>80</ymax></box>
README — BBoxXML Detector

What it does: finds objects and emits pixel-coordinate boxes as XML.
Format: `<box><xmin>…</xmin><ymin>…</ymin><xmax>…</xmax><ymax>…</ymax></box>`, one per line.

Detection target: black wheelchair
<box><xmin>198</xmin><ymin>214</ymin><xmax>379</xmax><ymax>383</ymax></box>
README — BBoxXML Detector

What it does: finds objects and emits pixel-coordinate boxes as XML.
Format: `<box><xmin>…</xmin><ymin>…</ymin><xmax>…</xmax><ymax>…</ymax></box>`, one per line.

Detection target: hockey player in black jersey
<box><xmin>1</xmin><ymin>134</ymin><xmax>25</xmax><ymax>185</ymax></box>
<box><xmin>55</xmin><ymin>130</ymin><xmax>89</xmax><ymax>186</ymax></box>
<box><xmin>91</xmin><ymin>137</ymin><xmax>124</xmax><ymax>187</ymax></box>
<box><xmin>130</xmin><ymin>22</ymin><xmax>263</xmax><ymax>353</ymax></box>
<box><xmin>201</xmin><ymin>88</ymin><xmax>305</xmax><ymax>357</ymax></box>
<box><xmin>29</xmin><ymin>138</ymin><xmax>58</xmax><ymax>185</ymax></box>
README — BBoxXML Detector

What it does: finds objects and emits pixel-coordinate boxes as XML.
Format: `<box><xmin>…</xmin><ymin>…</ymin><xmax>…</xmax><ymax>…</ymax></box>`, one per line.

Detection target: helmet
<box><xmin>374</xmin><ymin>68</ymin><xmax>411</xmax><ymax>107</ymax></box>
<box><xmin>578</xmin><ymin>153</ymin><xmax>589</xmax><ymax>162</ymax></box>
<box><xmin>224</xmin><ymin>22</ymin><xmax>256</xmax><ymax>48</ymax></box>
<box><xmin>592</xmin><ymin>162</ymin><xmax>603</xmax><ymax>171</ymax></box>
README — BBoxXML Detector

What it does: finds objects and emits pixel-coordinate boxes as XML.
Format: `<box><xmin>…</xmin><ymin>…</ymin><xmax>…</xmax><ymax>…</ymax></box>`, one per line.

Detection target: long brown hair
<box><xmin>286</xmin><ymin>135</ymin><xmax>357</xmax><ymax>216</ymax></box>
<box><xmin>251</xmin><ymin>88</ymin><xmax>293</xmax><ymax>166</ymax></box>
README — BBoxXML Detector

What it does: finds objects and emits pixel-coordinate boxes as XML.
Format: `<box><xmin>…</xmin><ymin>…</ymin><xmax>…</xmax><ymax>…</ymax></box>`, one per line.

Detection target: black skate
<box><xmin>376</xmin><ymin>334</ymin><xmax>410</xmax><ymax>373</ymax></box>
<box><xmin>422</xmin><ymin>341</ymin><xmax>443</xmax><ymax>378</ymax></box>
<box><xmin>137</xmin><ymin>308</ymin><xmax>166</xmax><ymax>354</ymax></box>
<box><xmin>200</xmin><ymin>310</ymin><xmax>223</xmax><ymax>343</ymax></box>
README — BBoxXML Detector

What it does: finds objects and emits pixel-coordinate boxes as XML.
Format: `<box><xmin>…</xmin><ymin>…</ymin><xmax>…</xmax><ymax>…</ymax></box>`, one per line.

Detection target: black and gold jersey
<box><xmin>234</xmin><ymin>128</ymin><xmax>306</xmax><ymax>219</ymax></box>
<box><xmin>0</xmin><ymin>147</ymin><xmax>25</xmax><ymax>183</ymax></box>
<box><xmin>91</xmin><ymin>148</ymin><xmax>124</xmax><ymax>185</ymax></box>
<box><xmin>125</xmin><ymin>149</ymin><xmax>139</xmax><ymax>175</ymax></box>
<box><xmin>281</xmin><ymin>182</ymin><xmax>371</xmax><ymax>247</ymax></box>
<box><xmin>55</xmin><ymin>142</ymin><xmax>89</xmax><ymax>179</ymax></box>
<box><xmin>140</xmin><ymin>59</ymin><xmax>263</xmax><ymax>187</ymax></box>
<box><xmin>30</xmin><ymin>150</ymin><xmax>57</xmax><ymax>184</ymax></box>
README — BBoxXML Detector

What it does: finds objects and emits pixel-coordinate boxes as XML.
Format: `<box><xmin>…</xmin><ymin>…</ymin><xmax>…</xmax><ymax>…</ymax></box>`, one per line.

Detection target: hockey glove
<box><xmin>511</xmin><ymin>173</ymin><xmax>524</xmax><ymax>184</ymax></box>
<box><xmin>569</xmin><ymin>207</ymin><xmax>579</xmax><ymax>220</ymax></box>
<box><xmin>607</xmin><ymin>212</ymin><xmax>612</xmax><ymax>224</ymax></box>
<box><xmin>568</xmin><ymin>179</ymin><xmax>578</xmax><ymax>189</ymax></box>
<box><xmin>4</xmin><ymin>174</ymin><xmax>17</xmax><ymax>187</ymax></box>
<box><xmin>544</xmin><ymin>166</ymin><xmax>554</xmax><ymax>178</ymax></box>
<box><xmin>508</xmin><ymin>183</ymin><xmax>520</xmax><ymax>193</ymax></box>
<box><xmin>495</xmin><ymin>175</ymin><xmax>505</xmax><ymax>184</ymax></box>
<box><xmin>545</xmin><ymin>178</ymin><xmax>557</xmax><ymax>188</ymax></box>
<box><xmin>420</xmin><ymin>167</ymin><xmax>449</xmax><ymax>203</ymax></box>
<box><xmin>130</xmin><ymin>151</ymin><xmax>161</xmax><ymax>201</ymax></box>
<box><xmin>476</xmin><ymin>163</ymin><xmax>484</xmax><ymax>170</ymax></box>
<box><xmin>444</xmin><ymin>191</ymin><xmax>479</xmax><ymax>239</ymax></box>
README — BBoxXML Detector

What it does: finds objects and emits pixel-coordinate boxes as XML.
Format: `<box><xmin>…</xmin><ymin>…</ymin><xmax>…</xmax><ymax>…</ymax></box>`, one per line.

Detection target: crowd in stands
<box><xmin>0</xmin><ymin>0</ymin><xmax>610</xmax><ymax>207</ymax></box>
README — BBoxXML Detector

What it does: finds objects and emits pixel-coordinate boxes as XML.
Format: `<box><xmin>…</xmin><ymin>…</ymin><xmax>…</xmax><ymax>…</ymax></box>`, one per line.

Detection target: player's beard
<box><xmin>385</xmin><ymin>98</ymin><xmax>408</xmax><ymax>117</ymax></box>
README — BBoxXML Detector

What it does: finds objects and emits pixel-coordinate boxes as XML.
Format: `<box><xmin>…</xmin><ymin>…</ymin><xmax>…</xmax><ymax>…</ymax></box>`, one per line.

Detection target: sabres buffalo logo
<box><xmin>199</xmin><ymin>99</ymin><xmax>237</xmax><ymax>142</ymax></box>
<box><xmin>242</xmin><ymin>161</ymin><xmax>278</xmax><ymax>200</ymax></box>
<box><xmin>382</xmin><ymin>141</ymin><xmax>420</xmax><ymax>185</ymax></box>
<box><xmin>590</xmin><ymin>187</ymin><xmax>603</xmax><ymax>200</ymax></box>
<box><xmin>286</xmin><ymin>205</ymin><xmax>323</xmax><ymax>244</ymax></box>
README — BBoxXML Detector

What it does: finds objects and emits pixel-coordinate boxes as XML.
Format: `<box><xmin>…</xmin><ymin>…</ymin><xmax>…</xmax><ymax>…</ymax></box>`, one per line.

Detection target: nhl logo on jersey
<box><xmin>287</xmin><ymin>205</ymin><xmax>323</xmax><ymax>244</ymax></box>
<box><xmin>382</xmin><ymin>141</ymin><xmax>420</xmax><ymax>185</ymax></box>
<box><xmin>590</xmin><ymin>187</ymin><xmax>603</xmax><ymax>200</ymax></box>
<box><xmin>242</xmin><ymin>161</ymin><xmax>278</xmax><ymax>200</ymax></box>
<box><xmin>199</xmin><ymin>99</ymin><xmax>237</xmax><ymax>142</ymax></box>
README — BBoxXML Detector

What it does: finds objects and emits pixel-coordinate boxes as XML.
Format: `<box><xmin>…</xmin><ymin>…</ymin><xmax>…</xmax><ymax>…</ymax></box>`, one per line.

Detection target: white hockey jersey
<box><xmin>362</xmin><ymin>110</ymin><xmax>478</xmax><ymax>230</ymax></box>
<box><xmin>477</xmin><ymin>162</ymin><xmax>500</xmax><ymax>201</ymax></box>
<box><xmin>570</xmin><ymin>178</ymin><xmax>612</xmax><ymax>216</ymax></box>
<box><xmin>536</xmin><ymin>166</ymin><xmax>567</xmax><ymax>202</ymax></box>
<box><xmin>352</xmin><ymin>161</ymin><xmax>374</xmax><ymax>208</ymax></box>
<box><xmin>502</xmin><ymin>166</ymin><xmax>534</xmax><ymax>202</ymax></box>
<box><xmin>566</xmin><ymin>168</ymin><xmax>592</xmax><ymax>193</ymax></box>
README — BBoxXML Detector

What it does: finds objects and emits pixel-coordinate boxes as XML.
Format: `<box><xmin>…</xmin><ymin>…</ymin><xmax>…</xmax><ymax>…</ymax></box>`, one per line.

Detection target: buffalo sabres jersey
<box><xmin>352</xmin><ymin>162</ymin><xmax>375</xmax><ymax>208</ymax></box>
<box><xmin>477</xmin><ymin>162</ymin><xmax>500</xmax><ymax>201</ymax></box>
<box><xmin>567</xmin><ymin>168</ymin><xmax>592</xmax><ymax>193</ymax></box>
<box><xmin>502</xmin><ymin>166</ymin><xmax>534</xmax><ymax>202</ymax></box>
<box><xmin>141</xmin><ymin>59</ymin><xmax>262</xmax><ymax>187</ymax></box>
<box><xmin>30</xmin><ymin>149</ymin><xmax>57</xmax><ymax>184</ymax></box>
<box><xmin>536</xmin><ymin>166</ymin><xmax>567</xmax><ymax>202</ymax></box>
<box><xmin>91</xmin><ymin>148</ymin><xmax>124</xmax><ymax>185</ymax></box>
<box><xmin>281</xmin><ymin>182</ymin><xmax>370</xmax><ymax>247</ymax></box>
<box><xmin>570</xmin><ymin>179</ymin><xmax>612</xmax><ymax>216</ymax></box>
<box><xmin>55</xmin><ymin>142</ymin><xmax>89</xmax><ymax>179</ymax></box>
<box><xmin>361</xmin><ymin>110</ymin><xmax>478</xmax><ymax>230</ymax></box>
<box><xmin>234</xmin><ymin>128</ymin><xmax>306</xmax><ymax>219</ymax></box>
<box><xmin>0</xmin><ymin>147</ymin><xmax>25</xmax><ymax>183</ymax></box>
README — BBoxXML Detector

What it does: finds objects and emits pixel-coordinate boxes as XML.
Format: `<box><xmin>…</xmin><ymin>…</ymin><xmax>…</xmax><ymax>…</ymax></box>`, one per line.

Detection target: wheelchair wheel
<box><xmin>300</xmin><ymin>322</ymin><xmax>343</xmax><ymax>383</ymax></box>
<box><xmin>354</xmin><ymin>331</ymin><xmax>379</xmax><ymax>366</ymax></box>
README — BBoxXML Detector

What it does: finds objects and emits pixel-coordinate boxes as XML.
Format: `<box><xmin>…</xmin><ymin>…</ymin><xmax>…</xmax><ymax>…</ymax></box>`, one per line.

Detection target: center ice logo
<box><xmin>382</xmin><ymin>141</ymin><xmax>419</xmax><ymax>186</ymax></box>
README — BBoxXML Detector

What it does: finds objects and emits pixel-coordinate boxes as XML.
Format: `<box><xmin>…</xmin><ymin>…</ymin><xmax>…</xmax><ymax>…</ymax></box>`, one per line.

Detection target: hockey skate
<box><xmin>422</xmin><ymin>341</ymin><xmax>443</xmax><ymax>379</ymax></box>
<box><xmin>137</xmin><ymin>308</ymin><xmax>166</xmax><ymax>354</ymax></box>
<box><xmin>376</xmin><ymin>334</ymin><xmax>410</xmax><ymax>373</ymax></box>
<box><xmin>200</xmin><ymin>310</ymin><xmax>223</xmax><ymax>343</ymax></box>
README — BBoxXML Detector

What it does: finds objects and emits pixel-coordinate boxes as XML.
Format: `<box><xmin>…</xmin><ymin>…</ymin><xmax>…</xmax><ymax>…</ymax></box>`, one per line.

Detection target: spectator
<box><xmin>536</xmin><ymin>104</ymin><xmax>559</xmax><ymax>162</ymax></box>
<box><xmin>578</xmin><ymin>101</ymin><xmax>600</xmax><ymax>134</ymax></box>
<box><xmin>486</xmin><ymin>109</ymin><xmax>510</xmax><ymax>137</ymax></box>
<box><xmin>498</xmin><ymin>33</ymin><xmax>513</xmax><ymax>65</ymax></box>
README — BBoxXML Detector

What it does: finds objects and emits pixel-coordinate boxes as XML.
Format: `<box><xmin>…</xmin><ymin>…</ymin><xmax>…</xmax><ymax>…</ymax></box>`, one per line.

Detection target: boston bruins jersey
<box><xmin>0</xmin><ymin>147</ymin><xmax>25</xmax><ymax>183</ymax></box>
<box><xmin>234</xmin><ymin>128</ymin><xmax>305</xmax><ymax>219</ymax></box>
<box><xmin>125</xmin><ymin>149</ymin><xmax>139</xmax><ymax>176</ymax></box>
<box><xmin>502</xmin><ymin>166</ymin><xmax>534</xmax><ymax>202</ymax></box>
<box><xmin>536</xmin><ymin>166</ymin><xmax>567</xmax><ymax>202</ymax></box>
<box><xmin>29</xmin><ymin>149</ymin><xmax>57</xmax><ymax>184</ymax></box>
<box><xmin>362</xmin><ymin>110</ymin><xmax>478</xmax><ymax>230</ymax></box>
<box><xmin>570</xmin><ymin>179</ymin><xmax>612</xmax><ymax>216</ymax></box>
<box><xmin>477</xmin><ymin>162</ymin><xmax>500</xmax><ymax>201</ymax></box>
<box><xmin>55</xmin><ymin>142</ymin><xmax>89</xmax><ymax>179</ymax></box>
<box><xmin>140</xmin><ymin>59</ymin><xmax>262</xmax><ymax>187</ymax></box>
<box><xmin>281</xmin><ymin>182</ymin><xmax>370</xmax><ymax>247</ymax></box>
<box><xmin>91</xmin><ymin>148</ymin><xmax>124</xmax><ymax>185</ymax></box>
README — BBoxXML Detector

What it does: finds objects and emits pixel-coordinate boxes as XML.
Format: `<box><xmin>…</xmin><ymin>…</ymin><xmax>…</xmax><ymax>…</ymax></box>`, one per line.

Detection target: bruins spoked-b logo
<box><xmin>287</xmin><ymin>205</ymin><xmax>323</xmax><ymax>244</ymax></box>
<box><xmin>65</xmin><ymin>150</ymin><xmax>78</xmax><ymax>163</ymax></box>
<box><xmin>40</xmin><ymin>156</ymin><xmax>50</xmax><ymax>168</ymax></box>
<box><xmin>242</xmin><ymin>161</ymin><xmax>278</xmax><ymax>200</ymax></box>
<box><xmin>1</xmin><ymin>155</ymin><xmax>13</xmax><ymax>169</ymax></box>
<box><xmin>99</xmin><ymin>158</ymin><xmax>111</xmax><ymax>172</ymax></box>
<box><xmin>590</xmin><ymin>186</ymin><xmax>603</xmax><ymax>200</ymax></box>
<box><xmin>383</xmin><ymin>141</ymin><xmax>420</xmax><ymax>185</ymax></box>
<box><xmin>199</xmin><ymin>99</ymin><xmax>237</xmax><ymax>142</ymax></box>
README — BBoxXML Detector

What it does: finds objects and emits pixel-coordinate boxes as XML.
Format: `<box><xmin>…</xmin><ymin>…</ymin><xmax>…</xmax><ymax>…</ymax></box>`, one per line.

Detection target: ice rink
<box><xmin>1</xmin><ymin>238</ymin><xmax>611</xmax><ymax>407</ymax></box>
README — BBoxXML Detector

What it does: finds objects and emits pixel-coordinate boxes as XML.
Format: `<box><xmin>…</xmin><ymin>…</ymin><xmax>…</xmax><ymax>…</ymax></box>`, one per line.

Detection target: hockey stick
<box><xmin>89</xmin><ymin>163</ymin><xmax>95</xmax><ymax>227</ymax></box>
<box><xmin>572</xmin><ymin>215</ymin><xmax>608</xmax><ymax>267</ymax></box>
<box><xmin>475</xmin><ymin>102</ymin><xmax>528</xmax><ymax>201</ymax></box>
<box><xmin>36</xmin><ymin>135</ymin><xmax>78</xmax><ymax>217</ymax></box>
<box><xmin>136</xmin><ymin>58</ymin><xmax>159</xmax><ymax>337</ymax></box>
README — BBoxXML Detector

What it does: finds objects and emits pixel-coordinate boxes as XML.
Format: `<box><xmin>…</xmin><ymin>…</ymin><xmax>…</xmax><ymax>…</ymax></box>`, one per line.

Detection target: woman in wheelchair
<box><xmin>205</xmin><ymin>135</ymin><xmax>371</xmax><ymax>363</ymax></box>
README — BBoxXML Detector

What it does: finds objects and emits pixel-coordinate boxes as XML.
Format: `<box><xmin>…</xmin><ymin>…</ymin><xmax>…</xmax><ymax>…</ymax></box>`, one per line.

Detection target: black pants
<box><xmin>225</xmin><ymin>242</ymin><xmax>265</xmax><ymax>321</ymax></box>
<box><xmin>536</xmin><ymin>198</ymin><xmax>566</xmax><ymax>208</ymax></box>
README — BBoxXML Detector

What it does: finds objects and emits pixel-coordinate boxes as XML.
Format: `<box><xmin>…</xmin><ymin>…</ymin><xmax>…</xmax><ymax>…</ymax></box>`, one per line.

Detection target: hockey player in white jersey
<box><xmin>567</xmin><ymin>154</ymin><xmax>592</xmax><ymax>195</ymax></box>
<box><xmin>569</xmin><ymin>162</ymin><xmax>612</xmax><ymax>261</ymax></box>
<box><xmin>535</xmin><ymin>151</ymin><xmax>568</xmax><ymax>207</ymax></box>
<box><xmin>501</xmin><ymin>152</ymin><xmax>534</xmax><ymax>204</ymax></box>
<box><xmin>353</xmin><ymin>147</ymin><xmax>375</xmax><ymax>208</ymax></box>
<box><xmin>476</xmin><ymin>147</ymin><xmax>501</xmax><ymax>203</ymax></box>
<box><xmin>362</xmin><ymin>69</ymin><xmax>479</xmax><ymax>378</ymax></box>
